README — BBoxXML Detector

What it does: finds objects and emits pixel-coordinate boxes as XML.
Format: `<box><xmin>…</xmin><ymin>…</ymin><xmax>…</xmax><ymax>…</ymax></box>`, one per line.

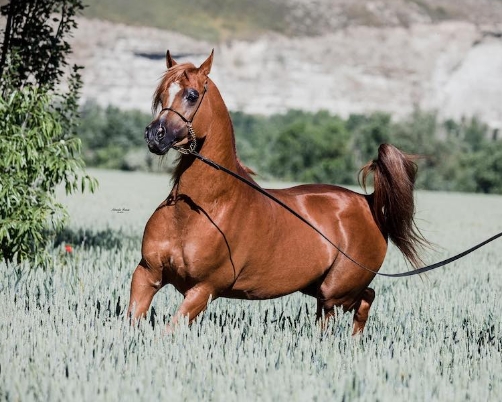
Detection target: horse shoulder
<box><xmin>142</xmin><ymin>196</ymin><xmax>243</xmax><ymax>286</ymax></box>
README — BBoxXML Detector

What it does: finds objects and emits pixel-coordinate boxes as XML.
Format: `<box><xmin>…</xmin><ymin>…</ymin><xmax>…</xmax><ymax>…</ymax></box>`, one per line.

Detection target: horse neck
<box><xmin>172</xmin><ymin>83</ymin><xmax>242</xmax><ymax>201</ymax></box>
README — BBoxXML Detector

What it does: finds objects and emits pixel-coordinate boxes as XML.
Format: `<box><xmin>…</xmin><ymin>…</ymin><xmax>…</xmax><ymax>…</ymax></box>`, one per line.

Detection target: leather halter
<box><xmin>159</xmin><ymin>82</ymin><xmax>208</xmax><ymax>154</ymax></box>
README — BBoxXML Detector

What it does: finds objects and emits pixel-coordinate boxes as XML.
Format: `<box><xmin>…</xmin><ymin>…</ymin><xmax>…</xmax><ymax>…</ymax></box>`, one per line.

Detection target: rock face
<box><xmin>69</xmin><ymin>18</ymin><xmax>502</xmax><ymax>127</ymax></box>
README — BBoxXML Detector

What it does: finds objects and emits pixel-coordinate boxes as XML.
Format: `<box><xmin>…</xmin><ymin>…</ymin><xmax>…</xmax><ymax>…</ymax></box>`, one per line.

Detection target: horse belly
<box><xmin>225</xmin><ymin>243</ymin><xmax>331</xmax><ymax>300</ymax></box>
<box><xmin>223</xmin><ymin>188</ymin><xmax>378</xmax><ymax>300</ymax></box>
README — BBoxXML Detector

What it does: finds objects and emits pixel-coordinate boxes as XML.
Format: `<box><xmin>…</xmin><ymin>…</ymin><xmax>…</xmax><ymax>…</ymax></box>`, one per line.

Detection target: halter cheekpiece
<box><xmin>160</xmin><ymin>82</ymin><xmax>208</xmax><ymax>154</ymax></box>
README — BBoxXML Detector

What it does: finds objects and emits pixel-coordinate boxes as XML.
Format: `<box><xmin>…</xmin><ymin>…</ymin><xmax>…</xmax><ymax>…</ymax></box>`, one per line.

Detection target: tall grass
<box><xmin>1</xmin><ymin>169</ymin><xmax>502</xmax><ymax>401</ymax></box>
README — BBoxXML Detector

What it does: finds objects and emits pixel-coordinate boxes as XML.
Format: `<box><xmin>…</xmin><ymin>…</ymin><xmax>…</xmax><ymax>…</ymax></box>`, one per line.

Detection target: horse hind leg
<box><xmin>315</xmin><ymin>286</ymin><xmax>376</xmax><ymax>335</ymax></box>
<box><xmin>352</xmin><ymin>287</ymin><xmax>375</xmax><ymax>335</ymax></box>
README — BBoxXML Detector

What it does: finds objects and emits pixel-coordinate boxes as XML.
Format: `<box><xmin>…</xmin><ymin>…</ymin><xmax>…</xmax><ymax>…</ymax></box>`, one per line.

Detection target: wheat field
<box><xmin>1</xmin><ymin>169</ymin><xmax>502</xmax><ymax>401</ymax></box>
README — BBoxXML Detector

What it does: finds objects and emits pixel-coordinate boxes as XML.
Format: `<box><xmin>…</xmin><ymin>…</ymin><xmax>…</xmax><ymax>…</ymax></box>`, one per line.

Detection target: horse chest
<box><xmin>142</xmin><ymin>203</ymin><xmax>237</xmax><ymax>286</ymax></box>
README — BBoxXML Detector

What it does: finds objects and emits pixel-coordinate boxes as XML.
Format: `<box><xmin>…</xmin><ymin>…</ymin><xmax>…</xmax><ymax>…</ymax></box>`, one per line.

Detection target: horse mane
<box><xmin>237</xmin><ymin>159</ymin><xmax>255</xmax><ymax>175</ymax></box>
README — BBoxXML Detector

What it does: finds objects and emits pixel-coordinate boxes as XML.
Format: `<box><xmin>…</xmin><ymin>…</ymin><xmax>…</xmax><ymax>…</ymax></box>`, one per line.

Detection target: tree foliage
<box><xmin>0</xmin><ymin>88</ymin><xmax>96</xmax><ymax>263</ymax></box>
<box><xmin>76</xmin><ymin>100</ymin><xmax>502</xmax><ymax>194</ymax></box>
<box><xmin>0</xmin><ymin>0</ymin><xmax>96</xmax><ymax>264</ymax></box>
<box><xmin>268</xmin><ymin>111</ymin><xmax>354</xmax><ymax>183</ymax></box>
<box><xmin>78</xmin><ymin>101</ymin><xmax>153</xmax><ymax>170</ymax></box>
<box><xmin>0</xmin><ymin>0</ymin><xmax>84</xmax><ymax>91</ymax></box>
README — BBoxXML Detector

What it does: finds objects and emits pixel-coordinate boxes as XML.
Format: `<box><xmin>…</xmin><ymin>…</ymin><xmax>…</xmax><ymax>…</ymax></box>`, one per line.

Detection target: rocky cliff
<box><xmin>69</xmin><ymin>17</ymin><xmax>502</xmax><ymax>128</ymax></box>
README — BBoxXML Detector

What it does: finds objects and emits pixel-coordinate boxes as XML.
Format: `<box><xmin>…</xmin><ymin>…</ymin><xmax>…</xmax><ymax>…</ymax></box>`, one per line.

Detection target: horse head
<box><xmin>145</xmin><ymin>50</ymin><xmax>214</xmax><ymax>155</ymax></box>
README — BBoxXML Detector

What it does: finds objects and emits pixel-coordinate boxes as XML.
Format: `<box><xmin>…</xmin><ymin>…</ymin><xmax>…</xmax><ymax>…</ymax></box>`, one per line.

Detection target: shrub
<box><xmin>0</xmin><ymin>88</ymin><xmax>97</xmax><ymax>264</ymax></box>
<box><xmin>268</xmin><ymin>110</ymin><xmax>355</xmax><ymax>184</ymax></box>
<box><xmin>0</xmin><ymin>0</ymin><xmax>96</xmax><ymax>264</ymax></box>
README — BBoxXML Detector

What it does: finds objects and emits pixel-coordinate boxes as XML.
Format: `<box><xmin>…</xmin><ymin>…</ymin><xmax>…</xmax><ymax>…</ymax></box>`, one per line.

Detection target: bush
<box><xmin>78</xmin><ymin>101</ymin><xmax>156</xmax><ymax>170</ymax></box>
<box><xmin>0</xmin><ymin>0</ymin><xmax>96</xmax><ymax>265</ymax></box>
<box><xmin>0</xmin><ymin>88</ymin><xmax>97</xmax><ymax>264</ymax></box>
<box><xmin>466</xmin><ymin>142</ymin><xmax>502</xmax><ymax>193</ymax></box>
<box><xmin>268</xmin><ymin>111</ymin><xmax>354</xmax><ymax>183</ymax></box>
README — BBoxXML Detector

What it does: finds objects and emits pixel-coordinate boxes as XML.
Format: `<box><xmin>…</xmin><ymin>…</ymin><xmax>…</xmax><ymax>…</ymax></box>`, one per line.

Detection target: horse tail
<box><xmin>359</xmin><ymin>144</ymin><xmax>429</xmax><ymax>268</ymax></box>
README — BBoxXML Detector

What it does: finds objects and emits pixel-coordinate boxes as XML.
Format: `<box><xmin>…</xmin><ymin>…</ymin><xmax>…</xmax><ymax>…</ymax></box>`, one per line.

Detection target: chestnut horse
<box><xmin>127</xmin><ymin>50</ymin><xmax>427</xmax><ymax>334</ymax></box>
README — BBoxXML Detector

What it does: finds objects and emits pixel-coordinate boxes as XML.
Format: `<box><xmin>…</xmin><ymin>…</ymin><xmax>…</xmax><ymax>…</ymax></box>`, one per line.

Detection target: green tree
<box><xmin>390</xmin><ymin>110</ymin><xmax>449</xmax><ymax>190</ymax></box>
<box><xmin>0</xmin><ymin>0</ymin><xmax>96</xmax><ymax>264</ymax></box>
<box><xmin>269</xmin><ymin>110</ymin><xmax>354</xmax><ymax>184</ymax></box>
<box><xmin>462</xmin><ymin>116</ymin><xmax>488</xmax><ymax>152</ymax></box>
<box><xmin>465</xmin><ymin>142</ymin><xmax>502</xmax><ymax>193</ymax></box>
<box><xmin>78</xmin><ymin>101</ymin><xmax>151</xmax><ymax>169</ymax></box>
<box><xmin>347</xmin><ymin>112</ymin><xmax>392</xmax><ymax>166</ymax></box>
<box><xmin>232</xmin><ymin>111</ymin><xmax>266</xmax><ymax>170</ymax></box>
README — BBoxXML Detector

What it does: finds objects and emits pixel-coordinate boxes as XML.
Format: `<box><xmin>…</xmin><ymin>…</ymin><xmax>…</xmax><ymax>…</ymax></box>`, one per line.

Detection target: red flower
<box><xmin>65</xmin><ymin>244</ymin><xmax>73</xmax><ymax>253</ymax></box>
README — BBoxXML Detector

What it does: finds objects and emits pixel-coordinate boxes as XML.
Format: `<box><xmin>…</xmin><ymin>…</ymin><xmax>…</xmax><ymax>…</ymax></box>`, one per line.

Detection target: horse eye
<box><xmin>186</xmin><ymin>89</ymin><xmax>199</xmax><ymax>103</ymax></box>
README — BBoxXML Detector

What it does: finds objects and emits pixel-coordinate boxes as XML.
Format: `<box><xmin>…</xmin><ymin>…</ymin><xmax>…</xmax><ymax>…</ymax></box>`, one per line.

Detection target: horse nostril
<box><xmin>156</xmin><ymin>127</ymin><xmax>165</xmax><ymax>141</ymax></box>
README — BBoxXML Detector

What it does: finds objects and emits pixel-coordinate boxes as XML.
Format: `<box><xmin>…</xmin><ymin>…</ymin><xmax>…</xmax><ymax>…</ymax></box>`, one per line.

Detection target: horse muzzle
<box><xmin>144</xmin><ymin>121</ymin><xmax>185</xmax><ymax>155</ymax></box>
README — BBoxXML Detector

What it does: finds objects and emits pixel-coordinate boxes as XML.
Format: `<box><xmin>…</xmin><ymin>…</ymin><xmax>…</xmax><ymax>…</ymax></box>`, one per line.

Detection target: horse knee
<box><xmin>128</xmin><ymin>263</ymin><xmax>163</xmax><ymax>319</ymax></box>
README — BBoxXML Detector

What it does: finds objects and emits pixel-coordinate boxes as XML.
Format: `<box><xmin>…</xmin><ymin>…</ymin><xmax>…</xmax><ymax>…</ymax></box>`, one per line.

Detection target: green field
<box><xmin>1</xmin><ymin>169</ymin><xmax>502</xmax><ymax>401</ymax></box>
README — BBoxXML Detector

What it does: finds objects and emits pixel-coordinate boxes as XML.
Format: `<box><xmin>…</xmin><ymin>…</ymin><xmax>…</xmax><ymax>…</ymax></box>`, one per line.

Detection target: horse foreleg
<box><xmin>168</xmin><ymin>285</ymin><xmax>215</xmax><ymax>330</ymax></box>
<box><xmin>127</xmin><ymin>261</ymin><xmax>163</xmax><ymax>320</ymax></box>
<box><xmin>352</xmin><ymin>287</ymin><xmax>375</xmax><ymax>335</ymax></box>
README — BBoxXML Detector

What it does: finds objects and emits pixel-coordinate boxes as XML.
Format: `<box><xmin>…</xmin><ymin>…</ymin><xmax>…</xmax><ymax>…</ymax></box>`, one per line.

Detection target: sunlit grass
<box><xmin>1</xmin><ymin>169</ymin><xmax>502</xmax><ymax>401</ymax></box>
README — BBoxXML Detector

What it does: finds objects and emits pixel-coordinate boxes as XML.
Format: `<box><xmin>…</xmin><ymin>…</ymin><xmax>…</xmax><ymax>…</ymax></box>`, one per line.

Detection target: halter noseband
<box><xmin>160</xmin><ymin>82</ymin><xmax>208</xmax><ymax>155</ymax></box>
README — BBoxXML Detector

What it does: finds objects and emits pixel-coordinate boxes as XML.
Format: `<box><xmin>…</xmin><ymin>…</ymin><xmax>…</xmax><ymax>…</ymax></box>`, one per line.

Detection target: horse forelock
<box><xmin>152</xmin><ymin>63</ymin><xmax>197</xmax><ymax>113</ymax></box>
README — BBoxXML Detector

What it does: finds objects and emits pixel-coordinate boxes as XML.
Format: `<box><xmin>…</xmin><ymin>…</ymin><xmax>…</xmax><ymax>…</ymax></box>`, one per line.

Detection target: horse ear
<box><xmin>199</xmin><ymin>49</ymin><xmax>214</xmax><ymax>75</ymax></box>
<box><xmin>166</xmin><ymin>50</ymin><xmax>177</xmax><ymax>69</ymax></box>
